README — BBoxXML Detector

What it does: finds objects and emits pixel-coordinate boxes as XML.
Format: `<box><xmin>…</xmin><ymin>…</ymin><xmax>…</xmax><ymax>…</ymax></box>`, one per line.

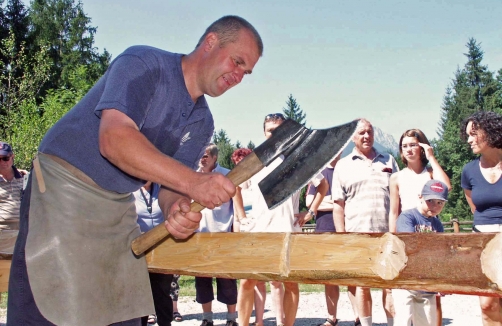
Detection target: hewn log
<box><xmin>0</xmin><ymin>230</ymin><xmax>18</xmax><ymax>292</ymax></box>
<box><xmin>146</xmin><ymin>232</ymin><xmax>502</xmax><ymax>297</ymax></box>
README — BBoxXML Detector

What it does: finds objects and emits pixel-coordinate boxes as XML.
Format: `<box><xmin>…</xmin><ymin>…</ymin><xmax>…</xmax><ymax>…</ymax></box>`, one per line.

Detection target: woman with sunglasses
<box><xmin>460</xmin><ymin>111</ymin><xmax>502</xmax><ymax>326</ymax></box>
<box><xmin>389</xmin><ymin>129</ymin><xmax>450</xmax><ymax>326</ymax></box>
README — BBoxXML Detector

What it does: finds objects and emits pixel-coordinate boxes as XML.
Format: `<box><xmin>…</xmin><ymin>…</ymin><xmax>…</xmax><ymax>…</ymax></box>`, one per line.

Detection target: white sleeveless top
<box><xmin>398</xmin><ymin>167</ymin><xmax>431</xmax><ymax>211</ymax></box>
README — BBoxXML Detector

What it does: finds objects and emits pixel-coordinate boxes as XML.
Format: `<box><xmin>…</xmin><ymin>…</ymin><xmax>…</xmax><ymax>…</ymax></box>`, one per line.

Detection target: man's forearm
<box><xmin>99</xmin><ymin>109</ymin><xmax>200</xmax><ymax>195</ymax></box>
<box><xmin>333</xmin><ymin>200</ymin><xmax>345</xmax><ymax>232</ymax></box>
<box><xmin>158</xmin><ymin>186</ymin><xmax>186</xmax><ymax>219</ymax></box>
<box><xmin>233</xmin><ymin>186</ymin><xmax>246</xmax><ymax>220</ymax></box>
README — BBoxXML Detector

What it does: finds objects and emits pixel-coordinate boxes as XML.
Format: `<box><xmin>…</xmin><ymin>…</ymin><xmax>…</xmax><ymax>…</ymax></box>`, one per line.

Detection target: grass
<box><xmin>178</xmin><ymin>275</ymin><xmax>345</xmax><ymax>297</ymax></box>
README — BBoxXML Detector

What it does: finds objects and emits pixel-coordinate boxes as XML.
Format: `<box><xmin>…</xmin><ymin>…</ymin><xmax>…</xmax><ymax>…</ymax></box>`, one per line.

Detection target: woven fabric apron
<box><xmin>25</xmin><ymin>153</ymin><xmax>154</xmax><ymax>326</ymax></box>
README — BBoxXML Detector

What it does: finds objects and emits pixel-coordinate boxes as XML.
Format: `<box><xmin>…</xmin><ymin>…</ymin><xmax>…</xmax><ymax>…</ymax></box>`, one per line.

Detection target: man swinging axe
<box><xmin>7</xmin><ymin>15</ymin><xmax>263</xmax><ymax>326</ymax></box>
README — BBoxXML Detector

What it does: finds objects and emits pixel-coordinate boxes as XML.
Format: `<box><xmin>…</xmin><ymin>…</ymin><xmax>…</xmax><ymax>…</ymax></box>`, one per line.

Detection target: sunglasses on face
<box><xmin>0</xmin><ymin>156</ymin><xmax>12</xmax><ymax>162</ymax></box>
<box><xmin>264</xmin><ymin>113</ymin><xmax>285</xmax><ymax>122</ymax></box>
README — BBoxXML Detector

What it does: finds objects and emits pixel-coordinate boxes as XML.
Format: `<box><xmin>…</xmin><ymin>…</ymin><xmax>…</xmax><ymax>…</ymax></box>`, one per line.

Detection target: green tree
<box><xmin>6</xmin><ymin>66</ymin><xmax>93</xmax><ymax>169</ymax></box>
<box><xmin>282</xmin><ymin>93</ymin><xmax>306</xmax><ymax>125</ymax></box>
<box><xmin>247</xmin><ymin>140</ymin><xmax>255</xmax><ymax>150</ymax></box>
<box><xmin>212</xmin><ymin>129</ymin><xmax>235</xmax><ymax>169</ymax></box>
<box><xmin>1</xmin><ymin>0</ymin><xmax>31</xmax><ymax>98</ymax></box>
<box><xmin>4</xmin><ymin>0</ymin><xmax>30</xmax><ymax>52</ymax></box>
<box><xmin>435</xmin><ymin>38</ymin><xmax>502</xmax><ymax>220</ymax></box>
<box><xmin>28</xmin><ymin>0</ymin><xmax>110</xmax><ymax>91</ymax></box>
<box><xmin>0</xmin><ymin>29</ymin><xmax>50</xmax><ymax>138</ymax></box>
<box><xmin>281</xmin><ymin>94</ymin><xmax>309</xmax><ymax>210</ymax></box>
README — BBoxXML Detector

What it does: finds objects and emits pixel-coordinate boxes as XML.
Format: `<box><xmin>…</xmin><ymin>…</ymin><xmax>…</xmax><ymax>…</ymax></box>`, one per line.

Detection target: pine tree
<box><xmin>282</xmin><ymin>94</ymin><xmax>306</xmax><ymax>125</ymax></box>
<box><xmin>4</xmin><ymin>0</ymin><xmax>29</xmax><ymax>54</ymax></box>
<box><xmin>247</xmin><ymin>141</ymin><xmax>255</xmax><ymax>150</ymax></box>
<box><xmin>281</xmin><ymin>93</ymin><xmax>309</xmax><ymax>211</ymax></box>
<box><xmin>0</xmin><ymin>0</ymin><xmax>32</xmax><ymax>102</ymax></box>
<box><xmin>435</xmin><ymin>38</ymin><xmax>502</xmax><ymax>220</ymax></box>
<box><xmin>212</xmin><ymin>129</ymin><xmax>235</xmax><ymax>169</ymax></box>
<box><xmin>28</xmin><ymin>0</ymin><xmax>110</xmax><ymax>91</ymax></box>
<box><xmin>0</xmin><ymin>29</ymin><xmax>50</xmax><ymax>140</ymax></box>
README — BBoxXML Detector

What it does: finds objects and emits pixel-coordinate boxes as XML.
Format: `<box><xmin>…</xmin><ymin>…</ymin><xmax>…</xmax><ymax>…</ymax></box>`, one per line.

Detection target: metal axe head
<box><xmin>258</xmin><ymin>119</ymin><xmax>359</xmax><ymax>209</ymax></box>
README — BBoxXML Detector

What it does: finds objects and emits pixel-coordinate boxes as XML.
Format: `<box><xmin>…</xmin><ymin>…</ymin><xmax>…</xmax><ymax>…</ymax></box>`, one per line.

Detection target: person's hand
<box><xmin>18</xmin><ymin>169</ymin><xmax>29</xmax><ymax>176</ymax></box>
<box><xmin>294</xmin><ymin>211</ymin><xmax>312</xmax><ymax>227</ymax></box>
<box><xmin>187</xmin><ymin>172</ymin><xmax>236</xmax><ymax>209</ymax></box>
<box><xmin>164</xmin><ymin>197</ymin><xmax>202</xmax><ymax>239</ymax></box>
<box><xmin>419</xmin><ymin>142</ymin><xmax>434</xmax><ymax>160</ymax></box>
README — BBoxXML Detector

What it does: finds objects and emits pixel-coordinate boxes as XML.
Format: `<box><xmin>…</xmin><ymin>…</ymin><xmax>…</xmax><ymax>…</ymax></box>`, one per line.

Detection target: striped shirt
<box><xmin>331</xmin><ymin>148</ymin><xmax>399</xmax><ymax>232</ymax></box>
<box><xmin>0</xmin><ymin>167</ymin><xmax>24</xmax><ymax>230</ymax></box>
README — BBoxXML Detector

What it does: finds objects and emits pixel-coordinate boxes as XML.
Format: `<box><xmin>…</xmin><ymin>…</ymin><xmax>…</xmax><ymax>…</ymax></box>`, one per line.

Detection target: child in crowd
<box><xmin>393</xmin><ymin>179</ymin><xmax>448</xmax><ymax>326</ymax></box>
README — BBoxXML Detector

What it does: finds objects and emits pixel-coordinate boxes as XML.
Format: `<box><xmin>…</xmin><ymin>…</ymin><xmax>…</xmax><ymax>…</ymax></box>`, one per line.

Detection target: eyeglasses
<box><xmin>401</xmin><ymin>143</ymin><xmax>419</xmax><ymax>149</ymax></box>
<box><xmin>0</xmin><ymin>156</ymin><xmax>12</xmax><ymax>162</ymax></box>
<box><xmin>264</xmin><ymin>113</ymin><xmax>285</xmax><ymax>122</ymax></box>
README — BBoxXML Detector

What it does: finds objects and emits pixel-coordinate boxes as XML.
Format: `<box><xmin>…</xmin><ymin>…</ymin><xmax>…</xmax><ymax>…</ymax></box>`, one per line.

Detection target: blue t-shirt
<box><xmin>133</xmin><ymin>183</ymin><xmax>163</xmax><ymax>233</ymax></box>
<box><xmin>39</xmin><ymin>46</ymin><xmax>214</xmax><ymax>193</ymax></box>
<box><xmin>461</xmin><ymin>158</ymin><xmax>502</xmax><ymax>225</ymax></box>
<box><xmin>396</xmin><ymin>207</ymin><xmax>444</xmax><ymax>233</ymax></box>
<box><xmin>307</xmin><ymin>167</ymin><xmax>333</xmax><ymax>198</ymax></box>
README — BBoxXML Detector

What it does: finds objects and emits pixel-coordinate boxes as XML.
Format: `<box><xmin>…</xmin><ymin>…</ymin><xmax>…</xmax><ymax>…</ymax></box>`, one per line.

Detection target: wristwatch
<box><xmin>308</xmin><ymin>209</ymin><xmax>316</xmax><ymax>219</ymax></box>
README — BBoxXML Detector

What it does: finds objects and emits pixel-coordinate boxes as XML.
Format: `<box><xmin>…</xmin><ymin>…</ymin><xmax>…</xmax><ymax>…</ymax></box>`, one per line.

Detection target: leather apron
<box><xmin>25</xmin><ymin>153</ymin><xmax>154</xmax><ymax>326</ymax></box>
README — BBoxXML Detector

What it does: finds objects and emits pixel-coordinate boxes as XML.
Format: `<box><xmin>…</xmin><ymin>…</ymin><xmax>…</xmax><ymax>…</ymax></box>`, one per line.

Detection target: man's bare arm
<box><xmin>99</xmin><ymin>109</ymin><xmax>235</xmax><ymax>208</ymax></box>
<box><xmin>333</xmin><ymin>200</ymin><xmax>346</xmax><ymax>232</ymax></box>
<box><xmin>232</xmin><ymin>186</ymin><xmax>246</xmax><ymax>232</ymax></box>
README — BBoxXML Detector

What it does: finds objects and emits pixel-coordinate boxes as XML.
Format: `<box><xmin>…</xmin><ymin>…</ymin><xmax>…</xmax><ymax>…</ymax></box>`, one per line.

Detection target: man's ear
<box><xmin>203</xmin><ymin>33</ymin><xmax>218</xmax><ymax>52</ymax></box>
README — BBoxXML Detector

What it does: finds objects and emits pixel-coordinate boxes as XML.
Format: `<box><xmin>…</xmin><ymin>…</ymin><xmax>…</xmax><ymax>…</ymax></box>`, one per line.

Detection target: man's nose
<box><xmin>233</xmin><ymin>68</ymin><xmax>245</xmax><ymax>84</ymax></box>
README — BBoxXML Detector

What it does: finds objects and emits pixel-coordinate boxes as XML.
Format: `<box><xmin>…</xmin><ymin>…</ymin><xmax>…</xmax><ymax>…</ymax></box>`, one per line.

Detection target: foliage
<box><xmin>0</xmin><ymin>0</ymin><xmax>108</xmax><ymax>168</ymax></box>
<box><xmin>0</xmin><ymin>29</ymin><xmax>50</xmax><ymax>141</ymax></box>
<box><xmin>9</xmin><ymin>84</ymin><xmax>88</xmax><ymax>169</ymax></box>
<box><xmin>435</xmin><ymin>38</ymin><xmax>502</xmax><ymax>220</ymax></box>
<box><xmin>212</xmin><ymin>129</ymin><xmax>235</xmax><ymax>169</ymax></box>
<box><xmin>28</xmin><ymin>0</ymin><xmax>110</xmax><ymax>92</ymax></box>
<box><xmin>282</xmin><ymin>93</ymin><xmax>306</xmax><ymax>125</ymax></box>
<box><xmin>281</xmin><ymin>94</ymin><xmax>309</xmax><ymax>210</ymax></box>
<box><xmin>177</xmin><ymin>275</ymin><xmax>328</xmax><ymax>297</ymax></box>
<box><xmin>247</xmin><ymin>140</ymin><xmax>255</xmax><ymax>150</ymax></box>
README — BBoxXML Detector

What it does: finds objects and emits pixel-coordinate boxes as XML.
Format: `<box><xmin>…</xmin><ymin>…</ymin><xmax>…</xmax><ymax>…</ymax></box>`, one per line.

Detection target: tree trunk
<box><xmin>146</xmin><ymin>232</ymin><xmax>502</xmax><ymax>297</ymax></box>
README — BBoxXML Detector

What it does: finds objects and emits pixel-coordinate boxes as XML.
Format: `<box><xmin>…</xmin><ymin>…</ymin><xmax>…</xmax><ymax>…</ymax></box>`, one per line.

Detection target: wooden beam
<box><xmin>0</xmin><ymin>260</ymin><xmax>11</xmax><ymax>292</ymax></box>
<box><xmin>0</xmin><ymin>230</ymin><xmax>17</xmax><ymax>292</ymax></box>
<box><xmin>146</xmin><ymin>232</ymin><xmax>502</xmax><ymax>297</ymax></box>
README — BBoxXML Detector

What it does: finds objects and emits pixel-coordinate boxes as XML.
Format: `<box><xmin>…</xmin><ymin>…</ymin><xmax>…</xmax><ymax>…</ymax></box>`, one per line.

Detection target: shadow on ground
<box><xmin>180</xmin><ymin>313</ymin><xmax>391</xmax><ymax>326</ymax></box>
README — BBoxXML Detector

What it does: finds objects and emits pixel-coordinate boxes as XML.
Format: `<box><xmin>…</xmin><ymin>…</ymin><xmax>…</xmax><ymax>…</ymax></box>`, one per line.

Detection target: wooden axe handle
<box><xmin>131</xmin><ymin>152</ymin><xmax>264</xmax><ymax>255</ymax></box>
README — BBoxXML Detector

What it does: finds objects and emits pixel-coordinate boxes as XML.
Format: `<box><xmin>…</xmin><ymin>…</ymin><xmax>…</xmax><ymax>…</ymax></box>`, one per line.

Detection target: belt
<box><xmin>41</xmin><ymin>153</ymin><xmax>103</xmax><ymax>189</ymax></box>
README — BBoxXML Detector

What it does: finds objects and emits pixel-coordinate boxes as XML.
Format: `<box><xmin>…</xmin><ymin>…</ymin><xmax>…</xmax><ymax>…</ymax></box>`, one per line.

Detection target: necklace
<box><xmin>480</xmin><ymin>161</ymin><xmax>502</xmax><ymax>184</ymax></box>
<box><xmin>139</xmin><ymin>187</ymin><xmax>153</xmax><ymax>214</ymax></box>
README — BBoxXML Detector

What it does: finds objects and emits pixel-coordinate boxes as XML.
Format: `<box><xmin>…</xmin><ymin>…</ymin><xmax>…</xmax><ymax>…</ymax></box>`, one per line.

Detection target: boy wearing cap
<box><xmin>394</xmin><ymin>179</ymin><xmax>448</xmax><ymax>326</ymax></box>
<box><xmin>0</xmin><ymin>141</ymin><xmax>26</xmax><ymax>230</ymax></box>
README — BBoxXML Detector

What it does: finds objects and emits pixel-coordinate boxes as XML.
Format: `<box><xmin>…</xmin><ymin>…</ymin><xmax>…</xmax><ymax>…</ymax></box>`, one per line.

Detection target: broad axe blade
<box><xmin>259</xmin><ymin>119</ymin><xmax>359</xmax><ymax>209</ymax></box>
<box><xmin>131</xmin><ymin>119</ymin><xmax>356</xmax><ymax>255</ymax></box>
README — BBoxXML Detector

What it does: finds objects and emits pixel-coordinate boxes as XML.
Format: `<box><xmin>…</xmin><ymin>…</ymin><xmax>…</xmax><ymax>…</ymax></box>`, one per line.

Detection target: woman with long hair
<box><xmin>389</xmin><ymin>129</ymin><xmax>451</xmax><ymax>231</ymax></box>
<box><xmin>389</xmin><ymin>128</ymin><xmax>451</xmax><ymax>326</ymax></box>
<box><xmin>461</xmin><ymin>111</ymin><xmax>502</xmax><ymax>326</ymax></box>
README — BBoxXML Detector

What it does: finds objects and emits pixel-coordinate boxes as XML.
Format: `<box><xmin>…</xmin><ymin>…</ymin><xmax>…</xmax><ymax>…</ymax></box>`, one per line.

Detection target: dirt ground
<box><xmin>173</xmin><ymin>290</ymin><xmax>482</xmax><ymax>326</ymax></box>
<box><xmin>0</xmin><ymin>290</ymin><xmax>483</xmax><ymax>325</ymax></box>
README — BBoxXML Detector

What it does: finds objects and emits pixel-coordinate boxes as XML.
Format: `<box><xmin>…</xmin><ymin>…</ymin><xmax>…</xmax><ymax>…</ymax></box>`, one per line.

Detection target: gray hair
<box><xmin>206</xmin><ymin>143</ymin><xmax>219</xmax><ymax>157</ymax></box>
<box><xmin>196</xmin><ymin>15</ymin><xmax>263</xmax><ymax>56</ymax></box>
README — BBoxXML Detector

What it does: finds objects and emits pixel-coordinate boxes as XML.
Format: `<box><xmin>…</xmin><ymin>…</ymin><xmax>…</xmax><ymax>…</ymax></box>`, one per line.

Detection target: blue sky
<box><xmin>81</xmin><ymin>0</ymin><xmax>502</xmax><ymax>146</ymax></box>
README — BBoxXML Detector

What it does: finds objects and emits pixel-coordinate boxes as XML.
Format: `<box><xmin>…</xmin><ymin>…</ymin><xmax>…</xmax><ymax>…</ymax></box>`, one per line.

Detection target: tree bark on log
<box><xmin>146</xmin><ymin>232</ymin><xmax>502</xmax><ymax>297</ymax></box>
